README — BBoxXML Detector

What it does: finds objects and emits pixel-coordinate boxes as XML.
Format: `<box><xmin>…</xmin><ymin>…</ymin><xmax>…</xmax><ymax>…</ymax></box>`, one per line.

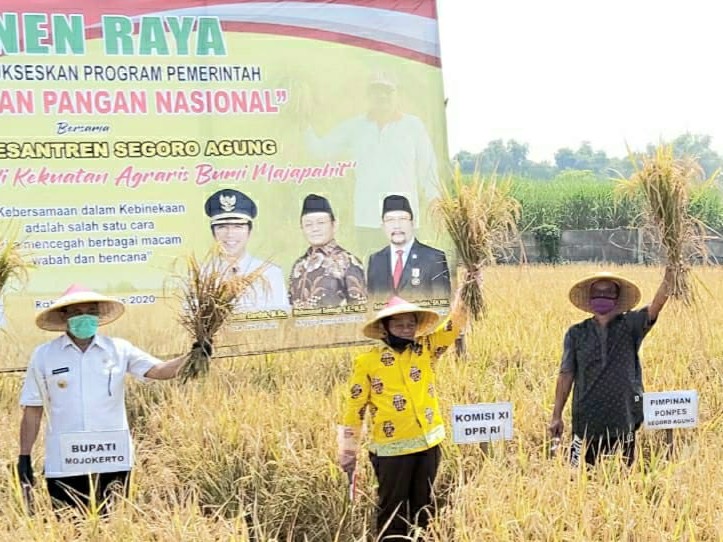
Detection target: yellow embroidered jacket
<box><xmin>341</xmin><ymin>317</ymin><xmax>460</xmax><ymax>456</ymax></box>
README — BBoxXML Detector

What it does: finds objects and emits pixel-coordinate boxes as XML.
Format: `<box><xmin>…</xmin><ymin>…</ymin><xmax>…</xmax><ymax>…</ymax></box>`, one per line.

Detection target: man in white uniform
<box><xmin>303</xmin><ymin>72</ymin><xmax>439</xmax><ymax>251</ymax></box>
<box><xmin>204</xmin><ymin>189</ymin><xmax>290</xmax><ymax>314</ymax></box>
<box><xmin>17</xmin><ymin>284</ymin><xmax>193</xmax><ymax>513</ymax></box>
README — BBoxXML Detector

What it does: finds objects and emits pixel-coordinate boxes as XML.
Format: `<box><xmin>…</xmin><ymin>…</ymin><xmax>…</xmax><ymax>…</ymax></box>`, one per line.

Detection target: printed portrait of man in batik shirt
<box><xmin>289</xmin><ymin>194</ymin><xmax>367</xmax><ymax>310</ymax></box>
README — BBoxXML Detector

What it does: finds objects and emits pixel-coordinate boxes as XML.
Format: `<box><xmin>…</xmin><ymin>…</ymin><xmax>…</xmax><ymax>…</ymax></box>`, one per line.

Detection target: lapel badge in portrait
<box><xmin>411</xmin><ymin>267</ymin><xmax>421</xmax><ymax>286</ymax></box>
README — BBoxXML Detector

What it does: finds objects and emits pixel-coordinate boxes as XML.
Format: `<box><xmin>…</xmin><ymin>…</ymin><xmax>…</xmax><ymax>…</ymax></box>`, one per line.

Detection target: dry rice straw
<box><xmin>432</xmin><ymin>165</ymin><xmax>521</xmax><ymax>320</ymax></box>
<box><xmin>175</xmin><ymin>246</ymin><xmax>268</xmax><ymax>382</ymax></box>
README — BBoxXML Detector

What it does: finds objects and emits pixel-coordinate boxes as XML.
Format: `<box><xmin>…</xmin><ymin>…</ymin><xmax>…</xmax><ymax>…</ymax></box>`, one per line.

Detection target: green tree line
<box><xmin>454</xmin><ymin>133</ymin><xmax>723</xmax><ymax>180</ymax></box>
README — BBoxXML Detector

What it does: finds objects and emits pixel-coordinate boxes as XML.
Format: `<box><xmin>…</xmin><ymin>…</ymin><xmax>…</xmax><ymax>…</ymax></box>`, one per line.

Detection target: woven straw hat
<box><xmin>569</xmin><ymin>272</ymin><xmax>641</xmax><ymax>314</ymax></box>
<box><xmin>35</xmin><ymin>284</ymin><xmax>125</xmax><ymax>332</ymax></box>
<box><xmin>362</xmin><ymin>296</ymin><xmax>440</xmax><ymax>340</ymax></box>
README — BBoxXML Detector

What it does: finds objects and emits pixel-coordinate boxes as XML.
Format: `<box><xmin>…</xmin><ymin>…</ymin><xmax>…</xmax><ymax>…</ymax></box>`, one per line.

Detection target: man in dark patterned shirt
<box><xmin>549</xmin><ymin>268</ymin><xmax>673</xmax><ymax>467</ymax></box>
<box><xmin>288</xmin><ymin>194</ymin><xmax>367</xmax><ymax>311</ymax></box>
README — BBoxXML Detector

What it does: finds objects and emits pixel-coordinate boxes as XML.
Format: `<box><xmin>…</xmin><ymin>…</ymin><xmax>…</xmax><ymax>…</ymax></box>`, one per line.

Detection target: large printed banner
<box><xmin>0</xmin><ymin>0</ymin><xmax>451</xmax><ymax>353</ymax></box>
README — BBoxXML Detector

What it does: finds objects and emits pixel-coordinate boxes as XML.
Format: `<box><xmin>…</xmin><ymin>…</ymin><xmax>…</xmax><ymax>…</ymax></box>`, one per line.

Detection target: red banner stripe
<box><xmin>2</xmin><ymin>0</ymin><xmax>437</xmax><ymax>23</ymax></box>
<box><xmin>80</xmin><ymin>20</ymin><xmax>440</xmax><ymax>66</ymax></box>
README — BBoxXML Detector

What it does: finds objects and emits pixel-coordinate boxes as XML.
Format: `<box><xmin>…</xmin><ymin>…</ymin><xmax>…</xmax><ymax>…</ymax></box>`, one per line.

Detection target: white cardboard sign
<box><xmin>643</xmin><ymin>390</ymin><xmax>698</xmax><ymax>430</ymax></box>
<box><xmin>451</xmin><ymin>402</ymin><xmax>513</xmax><ymax>444</ymax></box>
<box><xmin>59</xmin><ymin>430</ymin><xmax>131</xmax><ymax>474</ymax></box>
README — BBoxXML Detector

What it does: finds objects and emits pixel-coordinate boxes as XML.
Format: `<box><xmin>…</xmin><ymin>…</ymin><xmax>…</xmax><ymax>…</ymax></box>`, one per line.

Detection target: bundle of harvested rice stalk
<box><xmin>0</xmin><ymin>226</ymin><xmax>31</xmax><ymax>296</ymax></box>
<box><xmin>432</xmin><ymin>165</ymin><xmax>521</xmax><ymax>320</ymax></box>
<box><xmin>616</xmin><ymin>144</ymin><xmax>711</xmax><ymax>305</ymax></box>
<box><xmin>175</xmin><ymin>246</ymin><xmax>268</xmax><ymax>382</ymax></box>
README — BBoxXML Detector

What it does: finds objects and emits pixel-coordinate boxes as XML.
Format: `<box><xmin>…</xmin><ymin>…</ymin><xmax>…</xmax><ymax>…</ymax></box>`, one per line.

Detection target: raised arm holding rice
<box><xmin>549</xmin><ymin>268</ymin><xmax>673</xmax><ymax>467</ymax></box>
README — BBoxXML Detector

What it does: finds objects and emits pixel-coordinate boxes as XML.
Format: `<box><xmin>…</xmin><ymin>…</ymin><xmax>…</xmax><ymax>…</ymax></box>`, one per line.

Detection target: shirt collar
<box><xmin>379</xmin><ymin>340</ymin><xmax>421</xmax><ymax>355</ymax></box>
<box><xmin>60</xmin><ymin>333</ymin><xmax>108</xmax><ymax>352</ymax></box>
<box><xmin>306</xmin><ymin>240</ymin><xmax>339</xmax><ymax>256</ymax></box>
<box><xmin>225</xmin><ymin>253</ymin><xmax>252</xmax><ymax>272</ymax></box>
<box><xmin>587</xmin><ymin>312</ymin><xmax>625</xmax><ymax>328</ymax></box>
<box><xmin>390</xmin><ymin>238</ymin><xmax>415</xmax><ymax>258</ymax></box>
<box><xmin>365</xmin><ymin>111</ymin><xmax>404</xmax><ymax>126</ymax></box>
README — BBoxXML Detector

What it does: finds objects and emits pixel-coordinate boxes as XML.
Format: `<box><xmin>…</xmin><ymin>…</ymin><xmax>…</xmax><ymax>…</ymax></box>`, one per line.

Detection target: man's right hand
<box><xmin>17</xmin><ymin>455</ymin><xmax>34</xmax><ymax>486</ymax></box>
<box><xmin>548</xmin><ymin>417</ymin><xmax>564</xmax><ymax>439</ymax></box>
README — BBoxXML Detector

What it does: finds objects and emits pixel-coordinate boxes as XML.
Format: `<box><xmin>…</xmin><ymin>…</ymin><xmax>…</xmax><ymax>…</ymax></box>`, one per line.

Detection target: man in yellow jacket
<box><xmin>338</xmin><ymin>277</ymin><xmax>474</xmax><ymax>540</ymax></box>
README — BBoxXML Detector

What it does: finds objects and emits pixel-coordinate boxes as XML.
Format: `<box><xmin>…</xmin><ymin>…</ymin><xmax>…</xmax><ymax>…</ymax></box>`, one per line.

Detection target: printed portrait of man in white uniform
<box><xmin>204</xmin><ymin>189</ymin><xmax>290</xmax><ymax>314</ymax></box>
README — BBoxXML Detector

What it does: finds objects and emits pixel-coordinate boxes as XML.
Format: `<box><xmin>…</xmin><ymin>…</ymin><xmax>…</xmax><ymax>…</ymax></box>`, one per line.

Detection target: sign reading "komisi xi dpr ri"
<box><xmin>451</xmin><ymin>402</ymin><xmax>514</xmax><ymax>444</ymax></box>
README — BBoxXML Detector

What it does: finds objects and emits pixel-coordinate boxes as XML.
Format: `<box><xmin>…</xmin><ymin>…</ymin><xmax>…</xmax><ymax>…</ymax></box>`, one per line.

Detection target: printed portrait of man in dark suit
<box><xmin>366</xmin><ymin>195</ymin><xmax>451</xmax><ymax>303</ymax></box>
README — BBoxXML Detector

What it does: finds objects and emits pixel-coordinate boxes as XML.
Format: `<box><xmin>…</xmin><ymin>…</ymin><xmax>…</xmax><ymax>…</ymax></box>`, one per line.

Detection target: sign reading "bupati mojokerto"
<box><xmin>0</xmin><ymin>1</ymin><xmax>451</xmax><ymax>354</ymax></box>
<box><xmin>59</xmin><ymin>429</ymin><xmax>131</xmax><ymax>475</ymax></box>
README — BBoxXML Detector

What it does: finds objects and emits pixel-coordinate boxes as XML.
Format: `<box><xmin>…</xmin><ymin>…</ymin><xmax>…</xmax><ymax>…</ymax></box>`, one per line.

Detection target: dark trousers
<box><xmin>369</xmin><ymin>445</ymin><xmax>441</xmax><ymax>541</ymax></box>
<box><xmin>46</xmin><ymin>470</ymin><xmax>130</xmax><ymax>514</ymax></box>
<box><xmin>571</xmin><ymin>432</ymin><xmax>636</xmax><ymax>467</ymax></box>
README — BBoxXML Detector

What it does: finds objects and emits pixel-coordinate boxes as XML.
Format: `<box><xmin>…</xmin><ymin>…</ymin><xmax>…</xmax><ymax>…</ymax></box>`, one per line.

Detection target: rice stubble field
<box><xmin>1</xmin><ymin>264</ymin><xmax>722</xmax><ymax>541</ymax></box>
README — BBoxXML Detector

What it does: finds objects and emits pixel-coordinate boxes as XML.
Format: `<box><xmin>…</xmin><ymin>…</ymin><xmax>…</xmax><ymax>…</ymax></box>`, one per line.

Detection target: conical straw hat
<box><xmin>362</xmin><ymin>296</ymin><xmax>440</xmax><ymax>340</ymax></box>
<box><xmin>35</xmin><ymin>284</ymin><xmax>125</xmax><ymax>331</ymax></box>
<box><xmin>569</xmin><ymin>272</ymin><xmax>641</xmax><ymax>314</ymax></box>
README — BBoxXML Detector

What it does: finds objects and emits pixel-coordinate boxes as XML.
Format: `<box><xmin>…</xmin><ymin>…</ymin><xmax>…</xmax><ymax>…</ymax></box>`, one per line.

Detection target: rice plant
<box><xmin>616</xmin><ymin>144</ymin><xmax>713</xmax><ymax>304</ymax></box>
<box><xmin>172</xmin><ymin>246</ymin><xmax>269</xmax><ymax>383</ymax></box>
<box><xmin>0</xmin><ymin>225</ymin><xmax>31</xmax><ymax>297</ymax></box>
<box><xmin>432</xmin><ymin>165</ymin><xmax>521</xmax><ymax>319</ymax></box>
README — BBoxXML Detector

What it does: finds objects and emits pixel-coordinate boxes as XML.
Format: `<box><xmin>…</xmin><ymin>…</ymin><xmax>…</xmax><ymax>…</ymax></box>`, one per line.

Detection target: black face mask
<box><xmin>382</xmin><ymin>319</ymin><xmax>415</xmax><ymax>352</ymax></box>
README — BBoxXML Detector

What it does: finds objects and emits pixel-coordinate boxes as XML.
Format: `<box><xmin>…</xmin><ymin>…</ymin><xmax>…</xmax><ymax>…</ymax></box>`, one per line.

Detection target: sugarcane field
<box><xmin>2</xmin><ymin>1</ymin><xmax>723</xmax><ymax>541</ymax></box>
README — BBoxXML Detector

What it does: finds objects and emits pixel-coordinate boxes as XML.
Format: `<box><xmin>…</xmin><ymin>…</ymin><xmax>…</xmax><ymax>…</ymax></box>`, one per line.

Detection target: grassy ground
<box><xmin>1</xmin><ymin>264</ymin><xmax>721</xmax><ymax>541</ymax></box>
